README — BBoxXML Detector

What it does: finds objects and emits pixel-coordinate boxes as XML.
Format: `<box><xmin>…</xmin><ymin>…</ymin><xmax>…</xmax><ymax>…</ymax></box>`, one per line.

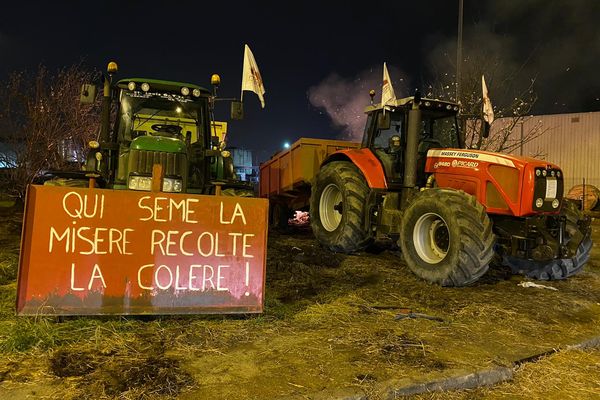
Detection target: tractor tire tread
<box><xmin>310</xmin><ymin>161</ymin><xmax>373</xmax><ymax>253</ymax></box>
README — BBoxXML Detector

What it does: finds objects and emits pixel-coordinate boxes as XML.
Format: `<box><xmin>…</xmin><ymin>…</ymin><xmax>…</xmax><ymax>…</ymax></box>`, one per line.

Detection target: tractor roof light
<box><xmin>446</xmin><ymin>104</ymin><xmax>452</xmax><ymax>110</ymax></box>
<box><xmin>127</xmin><ymin>81</ymin><xmax>136</xmax><ymax>91</ymax></box>
<box><xmin>107</xmin><ymin>61</ymin><xmax>118</xmax><ymax>74</ymax></box>
<box><xmin>181</xmin><ymin>86</ymin><xmax>190</xmax><ymax>96</ymax></box>
<box><xmin>424</xmin><ymin>101</ymin><xmax>431</xmax><ymax>107</ymax></box>
<box><xmin>192</xmin><ymin>88</ymin><xmax>201</xmax><ymax>97</ymax></box>
<box><xmin>211</xmin><ymin>74</ymin><xmax>221</xmax><ymax>86</ymax></box>
<box><xmin>141</xmin><ymin>82</ymin><xmax>150</xmax><ymax>92</ymax></box>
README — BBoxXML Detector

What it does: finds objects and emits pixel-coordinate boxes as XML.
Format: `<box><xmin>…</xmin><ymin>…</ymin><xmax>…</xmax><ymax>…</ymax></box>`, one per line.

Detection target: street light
<box><xmin>283</xmin><ymin>142</ymin><xmax>290</xmax><ymax>149</ymax></box>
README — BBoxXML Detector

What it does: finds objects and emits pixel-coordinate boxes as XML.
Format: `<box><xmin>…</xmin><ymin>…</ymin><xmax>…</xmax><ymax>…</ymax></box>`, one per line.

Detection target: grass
<box><xmin>0</xmin><ymin>216</ymin><xmax>600</xmax><ymax>399</ymax></box>
<box><xmin>410</xmin><ymin>348</ymin><xmax>600</xmax><ymax>400</ymax></box>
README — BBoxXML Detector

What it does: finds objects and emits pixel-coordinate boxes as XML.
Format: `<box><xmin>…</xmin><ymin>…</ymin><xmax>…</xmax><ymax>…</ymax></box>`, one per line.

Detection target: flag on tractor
<box><xmin>381</xmin><ymin>62</ymin><xmax>397</xmax><ymax>112</ymax></box>
<box><xmin>241</xmin><ymin>44</ymin><xmax>266</xmax><ymax>108</ymax></box>
<box><xmin>482</xmin><ymin>75</ymin><xmax>494</xmax><ymax>124</ymax></box>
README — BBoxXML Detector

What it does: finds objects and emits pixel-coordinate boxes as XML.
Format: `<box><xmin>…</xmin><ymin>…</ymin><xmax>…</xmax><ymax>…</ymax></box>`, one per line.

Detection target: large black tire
<box><xmin>503</xmin><ymin>200</ymin><xmax>592</xmax><ymax>280</ymax></box>
<box><xmin>310</xmin><ymin>161</ymin><xmax>373</xmax><ymax>253</ymax></box>
<box><xmin>399</xmin><ymin>189</ymin><xmax>495</xmax><ymax>286</ymax></box>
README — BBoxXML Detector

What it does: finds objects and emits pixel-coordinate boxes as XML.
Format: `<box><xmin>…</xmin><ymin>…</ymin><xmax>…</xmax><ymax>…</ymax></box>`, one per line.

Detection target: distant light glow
<box><xmin>176</xmin><ymin>106</ymin><xmax>182</xmax><ymax>113</ymax></box>
<box><xmin>283</xmin><ymin>142</ymin><xmax>290</xmax><ymax>149</ymax></box>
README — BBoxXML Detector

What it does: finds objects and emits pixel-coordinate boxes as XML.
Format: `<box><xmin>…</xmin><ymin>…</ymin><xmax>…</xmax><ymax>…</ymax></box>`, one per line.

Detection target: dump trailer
<box><xmin>16</xmin><ymin>62</ymin><xmax>268</xmax><ymax>316</ymax></box>
<box><xmin>306</xmin><ymin>93</ymin><xmax>591</xmax><ymax>286</ymax></box>
<box><xmin>259</xmin><ymin>138</ymin><xmax>359</xmax><ymax>228</ymax></box>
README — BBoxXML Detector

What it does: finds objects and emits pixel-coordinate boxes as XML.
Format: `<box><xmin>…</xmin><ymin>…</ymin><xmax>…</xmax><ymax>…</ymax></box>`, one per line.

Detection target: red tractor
<box><xmin>310</xmin><ymin>93</ymin><xmax>591</xmax><ymax>286</ymax></box>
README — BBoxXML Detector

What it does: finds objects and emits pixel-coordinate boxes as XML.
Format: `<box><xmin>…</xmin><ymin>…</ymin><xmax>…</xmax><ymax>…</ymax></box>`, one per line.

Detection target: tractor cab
<box><xmin>362</xmin><ymin>96</ymin><xmax>462</xmax><ymax>190</ymax></box>
<box><xmin>362</xmin><ymin>96</ymin><xmax>462</xmax><ymax>188</ymax></box>
<box><xmin>109</xmin><ymin>78</ymin><xmax>212</xmax><ymax>193</ymax></box>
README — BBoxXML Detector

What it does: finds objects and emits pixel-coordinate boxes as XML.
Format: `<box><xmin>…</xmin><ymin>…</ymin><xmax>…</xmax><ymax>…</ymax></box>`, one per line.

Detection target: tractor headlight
<box><xmin>181</xmin><ymin>87</ymin><xmax>190</xmax><ymax>96</ymax></box>
<box><xmin>162</xmin><ymin>177</ymin><xmax>183</xmax><ymax>193</ymax></box>
<box><xmin>552</xmin><ymin>199</ymin><xmax>560</xmax><ymax>209</ymax></box>
<box><xmin>141</xmin><ymin>82</ymin><xmax>150</xmax><ymax>92</ymax></box>
<box><xmin>535</xmin><ymin>198</ymin><xmax>544</xmax><ymax>208</ymax></box>
<box><xmin>128</xmin><ymin>176</ymin><xmax>152</xmax><ymax>191</ymax></box>
<box><xmin>536</xmin><ymin>169</ymin><xmax>541</xmax><ymax>176</ymax></box>
<box><xmin>192</xmin><ymin>88</ymin><xmax>201</xmax><ymax>97</ymax></box>
<box><xmin>221</xmin><ymin>150</ymin><xmax>231</xmax><ymax>158</ymax></box>
<box><xmin>542</xmin><ymin>170</ymin><xmax>547</xmax><ymax>177</ymax></box>
<box><xmin>127</xmin><ymin>81</ymin><xmax>136</xmax><ymax>91</ymax></box>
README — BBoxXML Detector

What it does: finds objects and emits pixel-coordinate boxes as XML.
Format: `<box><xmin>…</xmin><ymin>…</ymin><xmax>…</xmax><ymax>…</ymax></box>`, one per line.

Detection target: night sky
<box><xmin>1</xmin><ymin>1</ymin><xmax>599</xmax><ymax>164</ymax></box>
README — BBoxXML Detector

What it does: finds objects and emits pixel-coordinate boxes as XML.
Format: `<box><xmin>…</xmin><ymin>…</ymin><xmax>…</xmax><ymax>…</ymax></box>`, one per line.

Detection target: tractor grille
<box><xmin>128</xmin><ymin>149</ymin><xmax>185</xmax><ymax>177</ymax></box>
<box><xmin>532</xmin><ymin>167</ymin><xmax>564</xmax><ymax>211</ymax></box>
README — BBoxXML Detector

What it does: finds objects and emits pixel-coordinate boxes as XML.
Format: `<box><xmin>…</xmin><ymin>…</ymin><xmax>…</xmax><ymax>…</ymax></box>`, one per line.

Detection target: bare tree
<box><xmin>0</xmin><ymin>64</ymin><xmax>100</xmax><ymax>201</ymax></box>
<box><xmin>426</xmin><ymin>26</ymin><xmax>552</xmax><ymax>156</ymax></box>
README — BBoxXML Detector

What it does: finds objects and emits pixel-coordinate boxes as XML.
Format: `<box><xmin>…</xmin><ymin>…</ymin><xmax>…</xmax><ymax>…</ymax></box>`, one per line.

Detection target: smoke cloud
<box><xmin>427</xmin><ymin>0</ymin><xmax>600</xmax><ymax>113</ymax></box>
<box><xmin>308</xmin><ymin>66</ymin><xmax>408</xmax><ymax>141</ymax></box>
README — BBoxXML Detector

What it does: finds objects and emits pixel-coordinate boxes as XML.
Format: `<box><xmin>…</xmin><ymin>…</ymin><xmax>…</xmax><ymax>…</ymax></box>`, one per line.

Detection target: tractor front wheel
<box><xmin>310</xmin><ymin>161</ymin><xmax>373</xmax><ymax>253</ymax></box>
<box><xmin>399</xmin><ymin>188</ymin><xmax>495</xmax><ymax>286</ymax></box>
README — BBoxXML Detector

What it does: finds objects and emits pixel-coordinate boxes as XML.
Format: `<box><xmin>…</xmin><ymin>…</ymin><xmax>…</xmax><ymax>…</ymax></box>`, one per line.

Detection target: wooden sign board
<box><xmin>16</xmin><ymin>185</ymin><xmax>268</xmax><ymax>315</ymax></box>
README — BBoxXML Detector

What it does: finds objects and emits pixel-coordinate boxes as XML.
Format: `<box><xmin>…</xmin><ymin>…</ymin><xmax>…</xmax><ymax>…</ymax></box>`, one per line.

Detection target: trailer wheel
<box><xmin>310</xmin><ymin>161</ymin><xmax>373</xmax><ymax>253</ymax></box>
<box><xmin>270</xmin><ymin>203</ymin><xmax>290</xmax><ymax>231</ymax></box>
<box><xmin>503</xmin><ymin>200</ymin><xmax>592</xmax><ymax>280</ymax></box>
<box><xmin>399</xmin><ymin>189</ymin><xmax>495</xmax><ymax>286</ymax></box>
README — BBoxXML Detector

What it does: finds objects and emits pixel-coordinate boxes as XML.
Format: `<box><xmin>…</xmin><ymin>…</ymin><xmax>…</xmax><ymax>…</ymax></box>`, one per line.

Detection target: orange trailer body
<box><xmin>259</xmin><ymin>138</ymin><xmax>360</xmax><ymax>210</ymax></box>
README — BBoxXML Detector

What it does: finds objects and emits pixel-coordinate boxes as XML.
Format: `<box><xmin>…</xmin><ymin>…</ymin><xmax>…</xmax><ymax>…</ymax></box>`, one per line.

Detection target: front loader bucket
<box><xmin>16</xmin><ymin>185</ymin><xmax>268</xmax><ymax>316</ymax></box>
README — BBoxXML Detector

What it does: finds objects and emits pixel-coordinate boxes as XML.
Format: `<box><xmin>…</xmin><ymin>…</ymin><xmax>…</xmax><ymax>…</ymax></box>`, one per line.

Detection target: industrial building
<box><xmin>494</xmin><ymin>110</ymin><xmax>600</xmax><ymax>192</ymax></box>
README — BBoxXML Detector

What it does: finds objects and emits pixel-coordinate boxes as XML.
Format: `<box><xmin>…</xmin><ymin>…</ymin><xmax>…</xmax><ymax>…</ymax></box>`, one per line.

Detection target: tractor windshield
<box><xmin>421</xmin><ymin>111</ymin><xmax>460</xmax><ymax>149</ymax></box>
<box><xmin>116</xmin><ymin>91</ymin><xmax>209</xmax><ymax>144</ymax></box>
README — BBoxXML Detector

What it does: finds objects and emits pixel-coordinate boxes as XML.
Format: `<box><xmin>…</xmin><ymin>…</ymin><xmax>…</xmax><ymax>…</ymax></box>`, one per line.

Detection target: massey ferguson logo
<box><xmin>433</xmin><ymin>161</ymin><xmax>451</xmax><ymax>168</ymax></box>
<box><xmin>451</xmin><ymin>159</ymin><xmax>479</xmax><ymax>168</ymax></box>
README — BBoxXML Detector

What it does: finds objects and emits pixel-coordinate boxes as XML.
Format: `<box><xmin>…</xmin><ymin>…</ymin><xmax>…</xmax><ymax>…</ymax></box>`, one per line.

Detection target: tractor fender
<box><xmin>322</xmin><ymin>148</ymin><xmax>387</xmax><ymax>189</ymax></box>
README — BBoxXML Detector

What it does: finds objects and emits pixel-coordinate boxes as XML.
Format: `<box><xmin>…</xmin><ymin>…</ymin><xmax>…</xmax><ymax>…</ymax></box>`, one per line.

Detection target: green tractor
<box><xmin>42</xmin><ymin>61</ymin><xmax>252</xmax><ymax>196</ymax></box>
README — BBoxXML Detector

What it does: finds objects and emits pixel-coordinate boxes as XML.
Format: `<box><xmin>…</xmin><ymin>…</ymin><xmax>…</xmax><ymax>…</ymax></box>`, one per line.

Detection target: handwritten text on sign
<box><xmin>17</xmin><ymin>186</ymin><xmax>268</xmax><ymax>315</ymax></box>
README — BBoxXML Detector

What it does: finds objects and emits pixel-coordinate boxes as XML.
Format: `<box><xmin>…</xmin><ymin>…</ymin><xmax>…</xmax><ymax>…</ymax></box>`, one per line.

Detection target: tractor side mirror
<box><xmin>231</xmin><ymin>101</ymin><xmax>244</xmax><ymax>120</ymax></box>
<box><xmin>80</xmin><ymin>84</ymin><xmax>96</xmax><ymax>104</ymax></box>
<box><xmin>377</xmin><ymin>112</ymin><xmax>391</xmax><ymax>130</ymax></box>
<box><xmin>483</xmin><ymin>121</ymin><xmax>491</xmax><ymax>138</ymax></box>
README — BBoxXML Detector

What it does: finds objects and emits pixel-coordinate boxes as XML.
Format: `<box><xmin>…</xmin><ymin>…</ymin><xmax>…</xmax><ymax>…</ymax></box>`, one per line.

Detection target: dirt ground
<box><xmin>0</xmin><ymin>207</ymin><xmax>599</xmax><ymax>399</ymax></box>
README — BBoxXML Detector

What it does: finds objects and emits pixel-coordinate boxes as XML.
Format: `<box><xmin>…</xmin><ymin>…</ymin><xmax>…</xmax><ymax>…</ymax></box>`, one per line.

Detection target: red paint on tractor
<box><xmin>329</xmin><ymin>148</ymin><xmax>387</xmax><ymax>189</ymax></box>
<box><xmin>16</xmin><ymin>185</ymin><xmax>268</xmax><ymax>315</ymax></box>
<box><xmin>425</xmin><ymin>148</ymin><xmax>562</xmax><ymax>217</ymax></box>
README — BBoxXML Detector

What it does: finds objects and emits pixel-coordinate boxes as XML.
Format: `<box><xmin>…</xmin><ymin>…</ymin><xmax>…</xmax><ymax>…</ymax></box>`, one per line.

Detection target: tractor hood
<box><xmin>425</xmin><ymin>148</ymin><xmax>560</xmax><ymax>171</ymax></box>
<box><xmin>131</xmin><ymin>135</ymin><xmax>187</xmax><ymax>154</ymax></box>
<box><xmin>425</xmin><ymin>148</ymin><xmax>564</xmax><ymax>217</ymax></box>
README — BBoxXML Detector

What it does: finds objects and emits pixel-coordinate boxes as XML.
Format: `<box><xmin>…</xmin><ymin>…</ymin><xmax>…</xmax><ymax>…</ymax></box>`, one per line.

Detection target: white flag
<box><xmin>381</xmin><ymin>62</ymin><xmax>397</xmax><ymax>111</ymax></box>
<box><xmin>241</xmin><ymin>44</ymin><xmax>265</xmax><ymax>108</ymax></box>
<box><xmin>482</xmin><ymin>75</ymin><xmax>494</xmax><ymax>124</ymax></box>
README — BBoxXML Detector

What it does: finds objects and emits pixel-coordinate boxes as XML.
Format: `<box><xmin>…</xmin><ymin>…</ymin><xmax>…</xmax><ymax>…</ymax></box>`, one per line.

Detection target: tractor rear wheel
<box><xmin>399</xmin><ymin>188</ymin><xmax>495</xmax><ymax>286</ymax></box>
<box><xmin>310</xmin><ymin>161</ymin><xmax>373</xmax><ymax>253</ymax></box>
<box><xmin>503</xmin><ymin>200</ymin><xmax>592</xmax><ymax>280</ymax></box>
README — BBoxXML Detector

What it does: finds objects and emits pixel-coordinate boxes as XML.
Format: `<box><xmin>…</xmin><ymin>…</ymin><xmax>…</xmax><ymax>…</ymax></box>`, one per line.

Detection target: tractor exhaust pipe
<box><xmin>401</xmin><ymin>97</ymin><xmax>422</xmax><ymax>208</ymax></box>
